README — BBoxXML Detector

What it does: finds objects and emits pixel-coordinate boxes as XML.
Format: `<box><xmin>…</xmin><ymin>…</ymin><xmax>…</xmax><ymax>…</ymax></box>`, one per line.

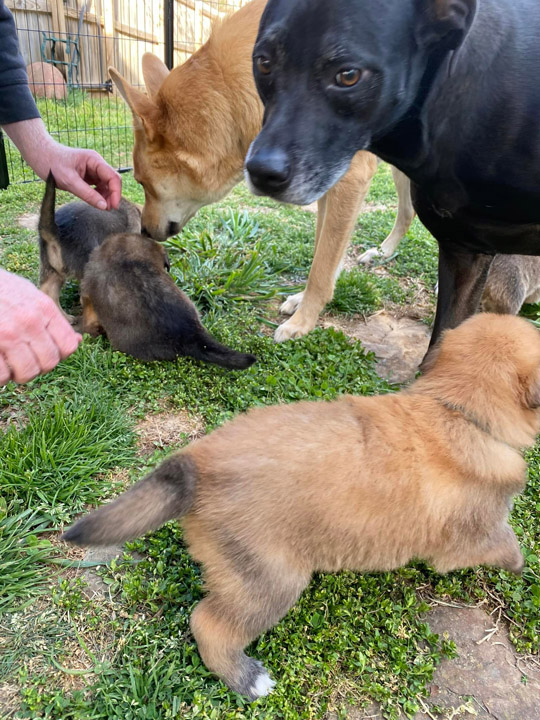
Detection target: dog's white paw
<box><xmin>250</xmin><ymin>670</ymin><xmax>275</xmax><ymax>698</ymax></box>
<box><xmin>280</xmin><ymin>292</ymin><xmax>304</xmax><ymax>316</ymax></box>
<box><xmin>357</xmin><ymin>247</ymin><xmax>383</xmax><ymax>265</ymax></box>
<box><xmin>274</xmin><ymin>313</ymin><xmax>315</xmax><ymax>342</ymax></box>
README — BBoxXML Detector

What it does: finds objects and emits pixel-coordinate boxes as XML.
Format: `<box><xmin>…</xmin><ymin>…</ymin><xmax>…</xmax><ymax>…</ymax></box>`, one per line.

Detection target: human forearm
<box><xmin>0</xmin><ymin>0</ymin><xmax>40</xmax><ymax>124</ymax></box>
<box><xmin>2</xmin><ymin>117</ymin><xmax>55</xmax><ymax>179</ymax></box>
<box><xmin>3</xmin><ymin>117</ymin><xmax>122</xmax><ymax>210</ymax></box>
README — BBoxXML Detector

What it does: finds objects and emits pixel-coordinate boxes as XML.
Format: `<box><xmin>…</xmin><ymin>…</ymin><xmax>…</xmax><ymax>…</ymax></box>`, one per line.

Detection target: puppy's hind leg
<box><xmin>40</xmin><ymin>270</ymin><xmax>74</xmax><ymax>323</ymax></box>
<box><xmin>191</xmin><ymin>569</ymin><xmax>309</xmax><ymax>699</ymax></box>
<box><xmin>80</xmin><ymin>296</ymin><xmax>103</xmax><ymax>337</ymax></box>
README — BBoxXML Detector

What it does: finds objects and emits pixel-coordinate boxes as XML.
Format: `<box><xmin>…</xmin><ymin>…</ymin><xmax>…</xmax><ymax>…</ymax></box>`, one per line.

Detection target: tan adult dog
<box><xmin>64</xmin><ymin>313</ymin><xmax>539</xmax><ymax>699</ymax></box>
<box><xmin>108</xmin><ymin>0</ymin><xmax>414</xmax><ymax>343</ymax></box>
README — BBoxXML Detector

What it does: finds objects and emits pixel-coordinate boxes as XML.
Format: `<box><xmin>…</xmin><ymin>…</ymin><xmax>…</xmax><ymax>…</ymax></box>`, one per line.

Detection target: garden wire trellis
<box><xmin>1</xmin><ymin>0</ymin><xmax>246</xmax><ymax>188</ymax></box>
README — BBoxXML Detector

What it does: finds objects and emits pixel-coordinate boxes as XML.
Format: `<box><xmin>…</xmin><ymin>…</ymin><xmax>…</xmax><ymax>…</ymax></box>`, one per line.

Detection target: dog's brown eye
<box><xmin>335</xmin><ymin>68</ymin><xmax>362</xmax><ymax>88</ymax></box>
<box><xmin>256</xmin><ymin>56</ymin><xmax>272</xmax><ymax>75</ymax></box>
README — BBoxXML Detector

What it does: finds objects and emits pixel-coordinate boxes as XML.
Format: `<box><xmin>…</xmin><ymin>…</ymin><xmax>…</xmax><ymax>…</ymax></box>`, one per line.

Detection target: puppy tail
<box><xmin>38</xmin><ymin>171</ymin><xmax>59</xmax><ymax>245</ymax></box>
<box><xmin>62</xmin><ymin>453</ymin><xmax>197</xmax><ymax>547</ymax></box>
<box><xmin>190</xmin><ymin>328</ymin><xmax>257</xmax><ymax>371</ymax></box>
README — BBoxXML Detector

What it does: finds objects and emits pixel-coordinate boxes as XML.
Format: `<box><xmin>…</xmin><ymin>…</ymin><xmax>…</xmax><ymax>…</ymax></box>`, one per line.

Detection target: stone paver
<box><xmin>327</xmin><ymin>605</ymin><xmax>540</xmax><ymax>719</ymax></box>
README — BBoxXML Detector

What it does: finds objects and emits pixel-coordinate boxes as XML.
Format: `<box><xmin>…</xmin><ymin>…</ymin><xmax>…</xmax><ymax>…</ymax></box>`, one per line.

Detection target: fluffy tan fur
<box><xmin>63</xmin><ymin>314</ymin><xmax>540</xmax><ymax>699</ymax></box>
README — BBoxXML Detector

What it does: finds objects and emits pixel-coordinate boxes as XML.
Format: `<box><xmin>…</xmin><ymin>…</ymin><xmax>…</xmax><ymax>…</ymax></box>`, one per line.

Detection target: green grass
<box><xmin>166</xmin><ymin>209</ymin><xmax>290</xmax><ymax>311</ymax></box>
<box><xmin>329</xmin><ymin>268</ymin><xmax>406</xmax><ymax>315</ymax></box>
<box><xmin>0</xmin><ymin>393</ymin><xmax>136</xmax><ymax>522</ymax></box>
<box><xmin>0</xmin><ymin>152</ymin><xmax>539</xmax><ymax>719</ymax></box>
<box><xmin>0</xmin><ymin>506</ymin><xmax>56</xmax><ymax>615</ymax></box>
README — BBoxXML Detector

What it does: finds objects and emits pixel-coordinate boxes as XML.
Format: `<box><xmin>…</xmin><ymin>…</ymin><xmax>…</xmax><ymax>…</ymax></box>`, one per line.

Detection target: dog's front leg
<box><xmin>275</xmin><ymin>151</ymin><xmax>378</xmax><ymax>342</ymax></box>
<box><xmin>358</xmin><ymin>167</ymin><xmax>415</xmax><ymax>265</ymax></box>
<box><xmin>423</xmin><ymin>244</ymin><xmax>493</xmax><ymax>361</ymax></box>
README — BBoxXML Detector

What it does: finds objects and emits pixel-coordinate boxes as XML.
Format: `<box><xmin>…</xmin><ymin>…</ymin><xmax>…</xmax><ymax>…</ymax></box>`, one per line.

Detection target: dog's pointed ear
<box><xmin>109</xmin><ymin>66</ymin><xmax>159</xmax><ymax>142</ymax></box>
<box><xmin>415</xmin><ymin>0</ymin><xmax>477</xmax><ymax>50</ymax></box>
<box><xmin>142</xmin><ymin>53</ymin><xmax>170</xmax><ymax>99</ymax></box>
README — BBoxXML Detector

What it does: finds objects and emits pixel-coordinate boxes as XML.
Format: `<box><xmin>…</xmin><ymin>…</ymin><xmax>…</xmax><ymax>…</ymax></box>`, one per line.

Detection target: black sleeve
<box><xmin>0</xmin><ymin>0</ymin><xmax>40</xmax><ymax>125</ymax></box>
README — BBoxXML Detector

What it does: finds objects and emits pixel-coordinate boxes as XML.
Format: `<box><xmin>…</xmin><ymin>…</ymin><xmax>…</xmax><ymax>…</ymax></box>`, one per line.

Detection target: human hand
<box><xmin>0</xmin><ymin>270</ymin><xmax>82</xmax><ymax>385</ymax></box>
<box><xmin>44</xmin><ymin>142</ymin><xmax>122</xmax><ymax>211</ymax></box>
<box><xmin>2</xmin><ymin>118</ymin><xmax>122</xmax><ymax>210</ymax></box>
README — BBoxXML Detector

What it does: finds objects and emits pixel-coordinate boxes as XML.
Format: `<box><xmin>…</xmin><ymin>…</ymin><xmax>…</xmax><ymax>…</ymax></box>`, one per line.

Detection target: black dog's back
<box><xmin>82</xmin><ymin>234</ymin><xmax>257</xmax><ymax>371</ymax></box>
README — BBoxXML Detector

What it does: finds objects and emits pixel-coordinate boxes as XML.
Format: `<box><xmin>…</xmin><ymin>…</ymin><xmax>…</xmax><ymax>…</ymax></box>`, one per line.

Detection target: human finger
<box><xmin>83</xmin><ymin>155</ymin><xmax>122</xmax><ymax>210</ymax></box>
<box><xmin>4</xmin><ymin>343</ymin><xmax>41</xmax><ymax>384</ymax></box>
<box><xmin>0</xmin><ymin>353</ymin><xmax>11</xmax><ymax>385</ymax></box>
<box><xmin>56</xmin><ymin>168</ymin><xmax>109</xmax><ymax>210</ymax></box>
<box><xmin>27</xmin><ymin>327</ymin><xmax>61</xmax><ymax>374</ymax></box>
<box><xmin>44</xmin><ymin>312</ymin><xmax>82</xmax><ymax>359</ymax></box>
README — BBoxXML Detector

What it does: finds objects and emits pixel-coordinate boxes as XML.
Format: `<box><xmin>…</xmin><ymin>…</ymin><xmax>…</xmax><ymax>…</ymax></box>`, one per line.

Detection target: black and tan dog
<box><xmin>63</xmin><ymin>313</ymin><xmax>539</xmax><ymax>698</ymax></box>
<box><xmin>38</xmin><ymin>172</ymin><xmax>141</xmax><ymax>320</ymax></box>
<box><xmin>80</xmin><ymin>233</ymin><xmax>256</xmax><ymax>369</ymax></box>
<box><xmin>246</xmin><ymin>0</ymin><xmax>540</xmax><ymax>358</ymax></box>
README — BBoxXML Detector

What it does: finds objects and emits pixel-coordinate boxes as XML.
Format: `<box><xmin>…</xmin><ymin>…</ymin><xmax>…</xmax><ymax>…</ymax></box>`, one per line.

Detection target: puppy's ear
<box><xmin>142</xmin><ymin>53</ymin><xmax>170</xmax><ymax>99</ymax></box>
<box><xmin>109</xmin><ymin>67</ymin><xmax>159</xmax><ymax>142</ymax></box>
<box><xmin>415</xmin><ymin>0</ymin><xmax>477</xmax><ymax>50</ymax></box>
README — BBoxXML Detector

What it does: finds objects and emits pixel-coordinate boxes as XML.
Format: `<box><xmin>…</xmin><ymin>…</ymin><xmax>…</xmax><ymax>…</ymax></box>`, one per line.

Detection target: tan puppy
<box><xmin>63</xmin><ymin>314</ymin><xmax>540</xmax><ymax>699</ymax></box>
<box><xmin>108</xmin><ymin>0</ymin><xmax>411</xmax><ymax>343</ymax></box>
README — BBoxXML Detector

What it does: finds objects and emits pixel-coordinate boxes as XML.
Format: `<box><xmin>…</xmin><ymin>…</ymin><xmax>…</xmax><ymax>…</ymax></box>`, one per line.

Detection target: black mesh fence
<box><xmin>1</xmin><ymin>0</ymin><xmax>246</xmax><ymax>187</ymax></box>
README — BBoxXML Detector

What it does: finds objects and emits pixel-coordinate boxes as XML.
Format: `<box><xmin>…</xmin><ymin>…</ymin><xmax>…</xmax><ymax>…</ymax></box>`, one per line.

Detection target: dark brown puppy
<box><xmin>80</xmin><ymin>232</ymin><xmax>256</xmax><ymax>370</ymax></box>
<box><xmin>38</xmin><ymin>172</ymin><xmax>141</xmax><ymax>320</ymax></box>
<box><xmin>63</xmin><ymin>314</ymin><xmax>539</xmax><ymax>699</ymax></box>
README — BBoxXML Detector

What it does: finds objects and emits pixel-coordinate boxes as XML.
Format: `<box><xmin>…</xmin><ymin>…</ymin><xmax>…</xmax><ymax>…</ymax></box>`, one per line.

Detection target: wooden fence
<box><xmin>1</xmin><ymin>0</ymin><xmax>248</xmax><ymax>184</ymax></box>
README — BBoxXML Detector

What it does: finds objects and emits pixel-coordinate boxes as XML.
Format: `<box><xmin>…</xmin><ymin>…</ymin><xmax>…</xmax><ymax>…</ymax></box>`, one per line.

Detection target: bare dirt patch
<box><xmin>135</xmin><ymin>410</ymin><xmax>205</xmax><ymax>456</ymax></box>
<box><xmin>0</xmin><ymin>406</ymin><xmax>27</xmax><ymax>433</ymax></box>
<box><xmin>17</xmin><ymin>213</ymin><xmax>39</xmax><ymax>232</ymax></box>
<box><xmin>0</xmin><ymin>682</ymin><xmax>21</xmax><ymax>718</ymax></box>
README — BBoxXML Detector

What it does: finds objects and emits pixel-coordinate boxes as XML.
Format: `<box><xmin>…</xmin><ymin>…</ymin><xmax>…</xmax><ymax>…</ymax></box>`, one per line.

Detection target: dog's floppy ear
<box><xmin>109</xmin><ymin>67</ymin><xmax>159</xmax><ymax>142</ymax></box>
<box><xmin>142</xmin><ymin>53</ymin><xmax>170</xmax><ymax>99</ymax></box>
<box><xmin>415</xmin><ymin>0</ymin><xmax>477</xmax><ymax>50</ymax></box>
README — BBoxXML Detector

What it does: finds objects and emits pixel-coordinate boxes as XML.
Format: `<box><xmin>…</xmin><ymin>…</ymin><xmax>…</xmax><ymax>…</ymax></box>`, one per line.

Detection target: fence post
<box><xmin>164</xmin><ymin>0</ymin><xmax>174</xmax><ymax>70</ymax></box>
<box><xmin>0</xmin><ymin>131</ymin><xmax>9</xmax><ymax>190</ymax></box>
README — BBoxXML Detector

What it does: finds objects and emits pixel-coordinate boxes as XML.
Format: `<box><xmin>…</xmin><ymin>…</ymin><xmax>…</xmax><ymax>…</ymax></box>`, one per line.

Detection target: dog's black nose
<box><xmin>246</xmin><ymin>148</ymin><xmax>291</xmax><ymax>192</ymax></box>
<box><xmin>167</xmin><ymin>221</ymin><xmax>180</xmax><ymax>237</ymax></box>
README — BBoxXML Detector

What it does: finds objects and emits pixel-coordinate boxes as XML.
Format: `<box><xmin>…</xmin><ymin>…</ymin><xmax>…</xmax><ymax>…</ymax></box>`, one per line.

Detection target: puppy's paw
<box><xmin>357</xmin><ymin>247</ymin><xmax>383</xmax><ymax>265</ymax></box>
<box><xmin>241</xmin><ymin>659</ymin><xmax>275</xmax><ymax>700</ymax></box>
<box><xmin>274</xmin><ymin>312</ymin><xmax>316</xmax><ymax>342</ymax></box>
<box><xmin>250</xmin><ymin>668</ymin><xmax>275</xmax><ymax>699</ymax></box>
<box><xmin>280</xmin><ymin>292</ymin><xmax>304</xmax><ymax>316</ymax></box>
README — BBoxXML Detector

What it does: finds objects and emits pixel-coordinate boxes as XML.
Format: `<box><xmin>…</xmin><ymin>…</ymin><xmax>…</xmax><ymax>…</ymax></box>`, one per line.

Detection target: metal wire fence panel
<box><xmin>3</xmin><ymin>0</ymin><xmax>249</xmax><ymax>185</ymax></box>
